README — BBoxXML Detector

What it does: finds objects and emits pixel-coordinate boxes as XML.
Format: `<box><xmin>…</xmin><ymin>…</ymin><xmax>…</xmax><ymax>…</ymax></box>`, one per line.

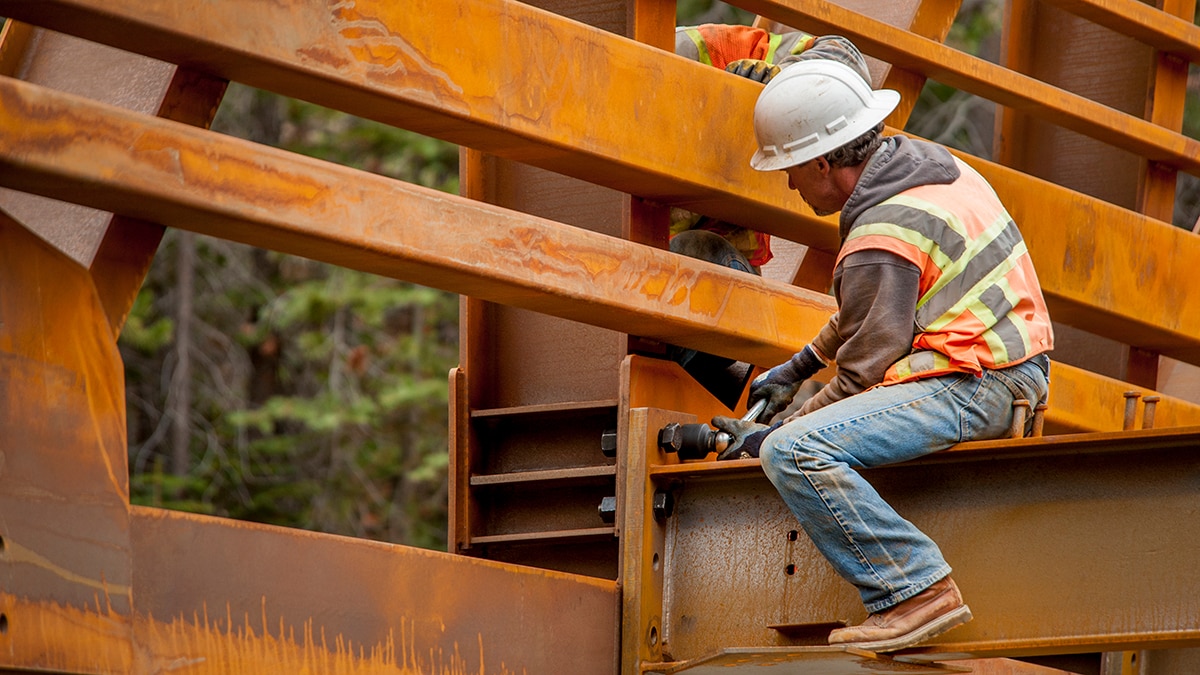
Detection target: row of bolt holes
<box><xmin>0</xmin><ymin>536</ymin><xmax>7</xmax><ymax>634</ymax></box>
<box><xmin>785</xmin><ymin>530</ymin><xmax>799</xmax><ymax>576</ymax></box>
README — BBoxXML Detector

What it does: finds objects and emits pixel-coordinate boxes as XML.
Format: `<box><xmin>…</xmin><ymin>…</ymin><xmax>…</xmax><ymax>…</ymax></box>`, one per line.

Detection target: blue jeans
<box><xmin>759</xmin><ymin>356</ymin><xmax>1050</xmax><ymax>613</ymax></box>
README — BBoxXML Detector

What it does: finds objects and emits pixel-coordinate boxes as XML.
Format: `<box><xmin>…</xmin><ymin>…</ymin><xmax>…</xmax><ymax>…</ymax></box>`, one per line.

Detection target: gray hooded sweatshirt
<box><xmin>795</xmin><ymin>135</ymin><xmax>961</xmax><ymax>416</ymax></box>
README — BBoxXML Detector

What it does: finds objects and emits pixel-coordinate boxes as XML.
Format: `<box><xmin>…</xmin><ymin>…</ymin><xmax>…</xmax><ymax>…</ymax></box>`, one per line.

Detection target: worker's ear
<box><xmin>813</xmin><ymin>156</ymin><xmax>831</xmax><ymax>175</ymax></box>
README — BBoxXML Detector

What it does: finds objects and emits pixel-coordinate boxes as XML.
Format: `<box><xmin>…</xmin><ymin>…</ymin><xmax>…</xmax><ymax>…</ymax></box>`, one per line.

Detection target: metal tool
<box><xmin>657</xmin><ymin>399</ymin><xmax>769</xmax><ymax>460</ymax></box>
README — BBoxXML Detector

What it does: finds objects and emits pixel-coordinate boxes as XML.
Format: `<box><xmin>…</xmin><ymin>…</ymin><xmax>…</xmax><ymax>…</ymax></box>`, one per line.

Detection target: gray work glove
<box><xmin>748</xmin><ymin>345</ymin><xmax>825</xmax><ymax>423</ymax></box>
<box><xmin>725</xmin><ymin>58</ymin><xmax>781</xmax><ymax>84</ymax></box>
<box><xmin>711</xmin><ymin>416</ymin><xmax>779</xmax><ymax>461</ymax></box>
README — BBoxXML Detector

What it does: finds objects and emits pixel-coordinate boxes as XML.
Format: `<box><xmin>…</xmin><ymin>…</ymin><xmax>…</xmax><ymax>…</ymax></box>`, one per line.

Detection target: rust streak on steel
<box><xmin>6</xmin><ymin>1</ymin><xmax>1200</xmax><ymax>369</ymax></box>
<box><xmin>129</xmin><ymin>507</ymin><xmax>619</xmax><ymax>675</ymax></box>
<box><xmin>3</xmin><ymin>77</ymin><xmax>1200</xmax><ymax>434</ymax></box>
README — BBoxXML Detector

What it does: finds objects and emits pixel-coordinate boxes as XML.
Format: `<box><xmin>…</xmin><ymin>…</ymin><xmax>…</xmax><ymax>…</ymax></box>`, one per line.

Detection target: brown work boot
<box><xmin>828</xmin><ymin>577</ymin><xmax>972</xmax><ymax>652</ymax></box>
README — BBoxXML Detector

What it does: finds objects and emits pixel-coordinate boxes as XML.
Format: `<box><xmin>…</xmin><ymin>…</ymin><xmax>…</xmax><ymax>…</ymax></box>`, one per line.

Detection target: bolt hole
<box><xmin>652</xmin><ymin>553</ymin><xmax>660</xmax><ymax>571</ymax></box>
<box><xmin>785</xmin><ymin>564</ymin><xmax>796</xmax><ymax>576</ymax></box>
<box><xmin>0</xmin><ymin>614</ymin><xmax>8</xmax><ymax>635</ymax></box>
<box><xmin>787</xmin><ymin>530</ymin><xmax>798</xmax><ymax>541</ymax></box>
<box><xmin>649</xmin><ymin>626</ymin><xmax>658</xmax><ymax>647</ymax></box>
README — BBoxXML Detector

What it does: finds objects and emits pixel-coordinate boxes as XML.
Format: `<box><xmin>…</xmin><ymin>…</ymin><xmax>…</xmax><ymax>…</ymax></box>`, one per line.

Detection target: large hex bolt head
<box><xmin>657</xmin><ymin>422</ymin><xmax>716</xmax><ymax>460</ymax></box>
<box><xmin>600</xmin><ymin>429</ymin><xmax>618</xmax><ymax>458</ymax></box>
<box><xmin>598</xmin><ymin>496</ymin><xmax>617</xmax><ymax>524</ymax></box>
<box><xmin>657</xmin><ymin>422</ymin><xmax>684</xmax><ymax>454</ymax></box>
<box><xmin>652</xmin><ymin>490</ymin><xmax>674</xmax><ymax>521</ymax></box>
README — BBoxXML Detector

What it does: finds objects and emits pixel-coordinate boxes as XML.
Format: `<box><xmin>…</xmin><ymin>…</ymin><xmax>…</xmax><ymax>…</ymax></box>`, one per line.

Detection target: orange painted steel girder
<box><xmin>4</xmin><ymin>0</ymin><xmax>1200</xmax><ymax>370</ymax></box>
<box><xmin>0</xmin><ymin>75</ymin><xmax>831</xmax><ymax>369</ymax></box>
<box><xmin>739</xmin><ymin>0</ymin><xmax>1200</xmax><ymax>169</ymax></box>
<box><xmin>3</xmin><ymin>76</ymin><xmax>1200</xmax><ymax>435</ymax></box>
<box><xmin>9</xmin><ymin>0</ymin><xmax>1198</xmax><ymax>176</ymax></box>
<box><xmin>635</xmin><ymin>412</ymin><xmax>1200</xmax><ymax>662</ymax></box>
<box><xmin>0</xmin><ymin>206</ymin><xmax>619</xmax><ymax>675</ymax></box>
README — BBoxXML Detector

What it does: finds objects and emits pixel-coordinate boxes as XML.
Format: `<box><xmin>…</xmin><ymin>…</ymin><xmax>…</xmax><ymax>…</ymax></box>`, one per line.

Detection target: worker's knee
<box><xmin>760</xmin><ymin>422</ymin><xmax>837</xmax><ymax>478</ymax></box>
<box><xmin>758</xmin><ymin>426</ymin><xmax>789</xmax><ymax>481</ymax></box>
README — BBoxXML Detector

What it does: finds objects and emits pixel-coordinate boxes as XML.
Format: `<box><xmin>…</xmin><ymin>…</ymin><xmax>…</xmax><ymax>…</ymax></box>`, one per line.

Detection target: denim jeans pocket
<box><xmin>992</xmin><ymin>359</ymin><xmax>1049</xmax><ymax>405</ymax></box>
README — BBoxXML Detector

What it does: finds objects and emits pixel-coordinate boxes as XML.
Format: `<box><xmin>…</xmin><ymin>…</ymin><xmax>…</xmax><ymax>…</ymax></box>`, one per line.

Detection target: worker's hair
<box><xmin>823</xmin><ymin>122</ymin><xmax>885</xmax><ymax>168</ymax></box>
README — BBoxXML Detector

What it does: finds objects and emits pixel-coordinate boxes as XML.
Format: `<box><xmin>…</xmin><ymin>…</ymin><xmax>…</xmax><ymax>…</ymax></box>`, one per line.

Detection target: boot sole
<box><xmin>846</xmin><ymin>604</ymin><xmax>973</xmax><ymax>653</ymax></box>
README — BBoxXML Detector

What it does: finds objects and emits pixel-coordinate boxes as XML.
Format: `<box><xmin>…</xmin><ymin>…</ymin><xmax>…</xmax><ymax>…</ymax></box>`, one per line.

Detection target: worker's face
<box><xmin>784</xmin><ymin>158</ymin><xmax>841</xmax><ymax>217</ymax></box>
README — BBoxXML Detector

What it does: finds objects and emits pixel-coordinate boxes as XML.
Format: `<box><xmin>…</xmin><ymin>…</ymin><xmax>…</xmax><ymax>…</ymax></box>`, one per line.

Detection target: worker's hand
<box><xmin>725</xmin><ymin>59</ymin><xmax>781</xmax><ymax>84</ymax></box>
<box><xmin>712</xmin><ymin>416</ymin><xmax>774</xmax><ymax>460</ymax></box>
<box><xmin>748</xmin><ymin>345</ymin><xmax>826</xmax><ymax>423</ymax></box>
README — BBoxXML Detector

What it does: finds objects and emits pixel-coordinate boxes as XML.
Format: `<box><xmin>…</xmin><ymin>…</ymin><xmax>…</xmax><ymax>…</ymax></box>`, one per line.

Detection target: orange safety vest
<box><xmin>674</xmin><ymin>25</ymin><xmax>819</xmax><ymax>267</ymax></box>
<box><xmin>678</xmin><ymin>24</ymin><xmax>814</xmax><ymax>71</ymax></box>
<box><xmin>837</xmin><ymin>157</ymin><xmax>1054</xmax><ymax>385</ymax></box>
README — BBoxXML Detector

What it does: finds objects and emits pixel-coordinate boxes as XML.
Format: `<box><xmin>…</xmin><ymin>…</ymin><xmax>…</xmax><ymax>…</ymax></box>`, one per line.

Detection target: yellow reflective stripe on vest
<box><xmin>684</xmin><ymin>27</ymin><xmax>713</xmax><ymax>67</ymax></box>
<box><xmin>765</xmin><ymin>32</ymin><xmax>782</xmax><ymax>63</ymax></box>
<box><xmin>889</xmin><ymin>350</ymin><xmax>952</xmax><ymax>381</ymax></box>
<box><xmin>915</xmin><ymin>210</ymin><xmax>1015</xmax><ymax>315</ymax></box>
<box><xmin>924</xmin><ymin>239</ymin><xmax>1029</xmax><ymax>333</ymax></box>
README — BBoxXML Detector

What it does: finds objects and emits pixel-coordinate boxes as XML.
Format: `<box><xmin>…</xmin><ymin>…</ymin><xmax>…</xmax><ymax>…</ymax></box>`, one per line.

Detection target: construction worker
<box><xmin>711</xmin><ymin>60</ymin><xmax>1054</xmax><ymax>651</ymax></box>
<box><xmin>673</xmin><ymin>25</ymin><xmax>871</xmax><ymax>271</ymax></box>
<box><xmin>663</xmin><ymin>26</ymin><xmax>873</xmax><ymax>409</ymax></box>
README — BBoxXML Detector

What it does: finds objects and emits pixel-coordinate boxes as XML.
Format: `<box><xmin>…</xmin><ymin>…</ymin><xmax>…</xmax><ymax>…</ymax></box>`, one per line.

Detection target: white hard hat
<box><xmin>750</xmin><ymin>60</ymin><xmax>900</xmax><ymax>172</ymax></box>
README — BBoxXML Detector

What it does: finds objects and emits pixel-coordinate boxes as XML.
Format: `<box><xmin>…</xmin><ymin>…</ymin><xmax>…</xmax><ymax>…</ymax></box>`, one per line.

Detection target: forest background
<box><xmin>113</xmin><ymin>1</ymin><xmax>1200</xmax><ymax>551</ymax></box>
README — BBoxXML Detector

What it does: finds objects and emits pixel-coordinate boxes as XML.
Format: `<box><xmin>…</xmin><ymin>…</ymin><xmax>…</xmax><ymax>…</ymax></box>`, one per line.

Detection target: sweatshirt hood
<box><xmin>839</xmin><ymin>136</ymin><xmax>959</xmax><ymax>240</ymax></box>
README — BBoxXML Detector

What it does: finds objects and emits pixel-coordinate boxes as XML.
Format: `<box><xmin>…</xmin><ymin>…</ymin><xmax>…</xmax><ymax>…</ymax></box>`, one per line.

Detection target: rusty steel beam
<box><xmin>621</xmin><ymin>396</ymin><xmax>1200</xmax><ymax>664</ymax></box>
<box><xmin>738</xmin><ymin>0</ymin><xmax>1200</xmax><ymax>173</ymax></box>
<box><xmin>0</xmin><ymin>74</ymin><xmax>832</xmax><ymax>369</ymax></box>
<box><xmin>0</xmin><ymin>207</ymin><xmax>134</xmax><ymax>674</ymax></box>
<box><xmin>0</xmin><ymin>0</ymin><xmax>829</xmax><ymax>248</ymax></box>
<box><xmin>1037</xmin><ymin>0</ymin><xmax>1200</xmax><ymax>63</ymax></box>
<box><xmin>4</xmin><ymin>0</ymin><xmax>1196</xmax><ymax>235</ymax></box>
<box><xmin>967</xmin><ymin>152</ymin><xmax>1200</xmax><ymax>366</ymax></box>
<box><xmin>129</xmin><ymin>507</ymin><xmax>619</xmax><ymax>675</ymax></box>
<box><xmin>2</xmin><ymin>195</ymin><xmax>618</xmax><ymax>674</ymax></box>
<box><xmin>6</xmin><ymin>0</ymin><xmax>1200</xmax><ymax>371</ymax></box>
<box><xmin>3</xmin><ymin>76</ymin><xmax>1200</xmax><ymax>433</ymax></box>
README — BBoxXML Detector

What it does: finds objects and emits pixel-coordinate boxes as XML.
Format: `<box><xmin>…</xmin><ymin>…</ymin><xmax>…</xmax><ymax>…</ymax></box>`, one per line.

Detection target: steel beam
<box><xmin>622</xmin><ymin>400</ymin><xmax>1200</xmax><ymax>664</ymax></box>
<box><xmin>1036</xmin><ymin>0</ymin><xmax>1200</xmax><ymax>62</ymax></box>
<box><xmin>737</xmin><ymin>0</ymin><xmax>1200</xmax><ymax>172</ymax></box>
<box><xmin>0</xmin><ymin>208</ymin><xmax>133</xmax><ymax>673</ymax></box>
<box><xmin>129</xmin><ymin>507</ymin><xmax>619</xmax><ymax>675</ymax></box>
<box><xmin>5</xmin><ymin>1</ymin><xmax>1200</xmax><ymax>370</ymax></box>
<box><xmin>0</xmin><ymin>0</ymin><xmax>827</xmax><ymax>247</ymax></box>
<box><xmin>0</xmin><ymin>201</ymin><xmax>619</xmax><ymax>674</ymax></box>
<box><xmin>0</xmin><ymin>74</ymin><xmax>832</xmax><ymax>367</ymax></box>
<box><xmin>3</xmin><ymin>76</ymin><xmax>1200</xmax><ymax>433</ymax></box>
<box><xmin>5</xmin><ymin>0</ymin><xmax>1196</xmax><ymax>177</ymax></box>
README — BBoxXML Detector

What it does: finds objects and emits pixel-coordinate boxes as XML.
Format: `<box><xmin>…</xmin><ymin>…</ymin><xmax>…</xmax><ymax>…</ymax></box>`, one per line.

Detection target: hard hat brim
<box><xmin>750</xmin><ymin>88</ymin><xmax>899</xmax><ymax>172</ymax></box>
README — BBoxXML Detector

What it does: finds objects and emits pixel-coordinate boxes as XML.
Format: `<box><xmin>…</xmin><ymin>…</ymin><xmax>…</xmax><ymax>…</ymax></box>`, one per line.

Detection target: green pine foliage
<box><xmin>121</xmin><ymin>85</ymin><xmax>458</xmax><ymax>550</ymax></box>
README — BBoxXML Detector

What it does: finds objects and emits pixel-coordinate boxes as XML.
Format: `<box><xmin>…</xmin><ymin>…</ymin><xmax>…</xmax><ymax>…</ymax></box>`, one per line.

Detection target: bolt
<box><xmin>657</xmin><ymin>423</ymin><xmax>683</xmax><ymax>454</ymax></box>
<box><xmin>652</xmin><ymin>490</ymin><xmax>674</xmax><ymax>521</ymax></box>
<box><xmin>597</xmin><ymin>496</ymin><xmax>617</xmax><ymax>525</ymax></box>
<box><xmin>1031</xmin><ymin>403</ymin><xmax>1047</xmax><ymax>437</ymax></box>
<box><xmin>1010</xmin><ymin>399</ymin><xmax>1030</xmax><ymax>438</ymax></box>
<box><xmin>1123</xmin><ymin>391</ymin><xmax>1142</xmax><ymax>430</ymax></box>
<box><xmin>1142</xmin><ymin>395</ymin><xmax>1161</xmax><ymax>430</ymax></box>
<box><xmin>600</xmin><ymin>429</ymin><xmax>618</xmax><ymax>458</ymax></box>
